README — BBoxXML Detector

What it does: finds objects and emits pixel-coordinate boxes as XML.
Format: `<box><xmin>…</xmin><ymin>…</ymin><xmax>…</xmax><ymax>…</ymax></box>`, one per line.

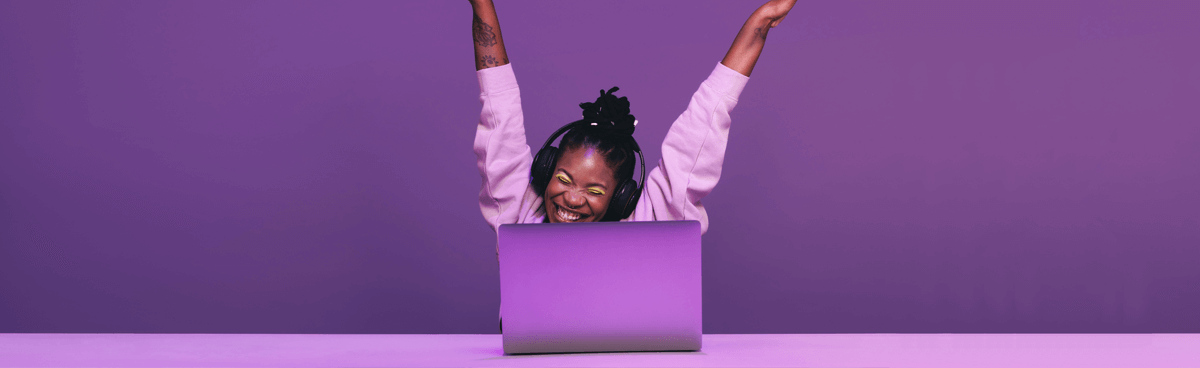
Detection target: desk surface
<box><xmin>2</xmin><ymin>334</ymin><xmax>1196</xmax><ymax>367</ymax></box>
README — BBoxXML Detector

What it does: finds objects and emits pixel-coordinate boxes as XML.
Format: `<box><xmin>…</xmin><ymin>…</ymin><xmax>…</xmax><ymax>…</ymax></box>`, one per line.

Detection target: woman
<box><xmin>471</xmin><ymin>0</ymin><xmax>796</xmax><ymax>234</ymax></box>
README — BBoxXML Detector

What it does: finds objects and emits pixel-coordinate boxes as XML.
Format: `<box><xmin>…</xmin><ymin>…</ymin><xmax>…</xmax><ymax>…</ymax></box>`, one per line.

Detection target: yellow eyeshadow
<box><xmin>588</xmin><ymin>188</ymin><xmax>605</xmax><ymax>195</ymax></box>
<box><xmin>556</xmin><ymin>174</ymin><xmax>571</xmax><ymax>184</ymax></box>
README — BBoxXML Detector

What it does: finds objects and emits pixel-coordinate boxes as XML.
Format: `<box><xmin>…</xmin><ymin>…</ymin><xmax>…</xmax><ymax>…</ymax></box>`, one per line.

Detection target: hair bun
<box><xmin>579</xmin><ymin>86</ymin><xmax>636</xmax><ymax>136</ymax></box>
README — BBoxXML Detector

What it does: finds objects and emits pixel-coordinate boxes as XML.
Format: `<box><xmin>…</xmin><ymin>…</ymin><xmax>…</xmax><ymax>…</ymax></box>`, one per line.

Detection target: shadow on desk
<box><xmin>479</xmin><ymin>350</ymin><xmax>708</xmax><ymax>360</ymax></box>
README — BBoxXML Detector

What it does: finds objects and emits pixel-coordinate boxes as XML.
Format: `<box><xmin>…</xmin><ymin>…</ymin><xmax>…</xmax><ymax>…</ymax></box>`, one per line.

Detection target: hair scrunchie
<box><xmin>578</xmin><ymin>87</ymin><xmax>637</xmax><ymax>137</ymax></box>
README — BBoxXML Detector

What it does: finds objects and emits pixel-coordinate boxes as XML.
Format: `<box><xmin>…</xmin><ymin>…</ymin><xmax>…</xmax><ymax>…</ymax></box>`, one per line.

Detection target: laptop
<box><xmin>497</xmin><ymin>220</ymin><xmax>702</xmax><ymax>354</ymax></box>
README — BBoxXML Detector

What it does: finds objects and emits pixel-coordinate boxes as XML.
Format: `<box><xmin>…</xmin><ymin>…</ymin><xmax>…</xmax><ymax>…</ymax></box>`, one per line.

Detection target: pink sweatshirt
<box><xmin>475</xmin><ymin>63</ymin><xmax>749</xmax><ymax>235</ymax></box>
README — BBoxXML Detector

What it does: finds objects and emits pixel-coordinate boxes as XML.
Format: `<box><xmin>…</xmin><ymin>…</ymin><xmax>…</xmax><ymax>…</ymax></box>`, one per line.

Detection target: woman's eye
<box><xmin>556</xmin><ymin>174</ymin><xmax>571</xmax><ymax>184</ymax></box>
<box><xmin>588</xmin><ymin>188</ymin><xmax>605</xmax><ymax>196</ymax></box>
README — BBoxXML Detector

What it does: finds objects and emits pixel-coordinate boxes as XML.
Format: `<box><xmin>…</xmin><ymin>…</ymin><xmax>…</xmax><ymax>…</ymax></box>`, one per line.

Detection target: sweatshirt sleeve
<box><xmin>474</xmin><ymin>64</ymin><xmax>537</xmax><ymax>232</ymax></box>
<box><xmin>630</xmin><ymin>62</ymin><xmax>750</xmax><ymax>234</ymax></box>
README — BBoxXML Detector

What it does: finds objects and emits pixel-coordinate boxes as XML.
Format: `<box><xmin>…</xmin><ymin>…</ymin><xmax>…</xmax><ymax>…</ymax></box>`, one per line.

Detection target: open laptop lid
<box><xmin>498</xmin><ymin>220</ymin><xmax>702</xmax><ymax>354</ymax></box>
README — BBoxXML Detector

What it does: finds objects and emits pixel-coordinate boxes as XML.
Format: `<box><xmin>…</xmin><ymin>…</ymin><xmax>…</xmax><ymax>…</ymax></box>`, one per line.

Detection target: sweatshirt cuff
<box><xmin>477</xmin><ymin>64</ymin><xmax>519</xmax><ymax>95</ymax></box>
<box><xmin>709</xmin><ymin>62</ymin><xmax>751</xmax><ymax>100</ymax></box>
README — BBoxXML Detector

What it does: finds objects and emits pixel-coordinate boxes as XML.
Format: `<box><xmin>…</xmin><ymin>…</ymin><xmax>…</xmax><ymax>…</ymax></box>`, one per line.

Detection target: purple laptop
<box><xmin>497</xmin><ymin>220</ymin><xmax>702</xmax><ymax>354</ymax></box>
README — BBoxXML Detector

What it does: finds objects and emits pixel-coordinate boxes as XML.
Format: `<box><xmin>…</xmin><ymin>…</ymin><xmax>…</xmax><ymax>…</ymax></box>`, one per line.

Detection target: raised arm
<box><xmin>720</xmin><ymin>0</ymin><xmax>797</xmax><ymax>76</ymax></box>
<box><xmin>470</xmin><ymin>0</ymin><xmax>510</xmax><ymax>70</ymax></box>
<box><xmin>471</xmin><ymin>1</ymin><xmax>539</xmax><ymax>233</ymax></box>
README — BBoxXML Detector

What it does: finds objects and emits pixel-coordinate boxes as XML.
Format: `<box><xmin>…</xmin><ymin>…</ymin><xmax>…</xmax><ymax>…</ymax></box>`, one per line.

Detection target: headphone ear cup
<box><xmin>622</xmin><ymin>183</ymin><xmax>641</xmax><ymax>219</ymax></box>
<box><xmin>603</xmin><ymin>179</ymin><xmax>641</xmax><ymax>221</ymax></box>
<box><xmin>530</xmin><ymin>146</ymin><xmax>559</xmax><ymax>195</ymax></box>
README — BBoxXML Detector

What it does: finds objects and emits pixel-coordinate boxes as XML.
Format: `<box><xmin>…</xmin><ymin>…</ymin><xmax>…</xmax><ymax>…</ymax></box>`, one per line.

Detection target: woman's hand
<box><xmin>721</xmin><ymin>0</ymin><xmax>798</xmax><ymax>76</ymax></box>
<box><xmin>756</xmin><ymin>0</ymin><xmax>798</xmax><ymax>30</ymax></box>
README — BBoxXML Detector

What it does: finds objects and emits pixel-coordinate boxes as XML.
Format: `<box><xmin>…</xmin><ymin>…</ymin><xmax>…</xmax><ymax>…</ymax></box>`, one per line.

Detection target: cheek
<box><xmin>587</xmin><ymin>195</ymin><xmax>610</xmax><ymax>213</ymax></box>
<box><xmin>544</xmin><ymin>180</ymin><xmax>566</xmax><ymax>197</ymax></box>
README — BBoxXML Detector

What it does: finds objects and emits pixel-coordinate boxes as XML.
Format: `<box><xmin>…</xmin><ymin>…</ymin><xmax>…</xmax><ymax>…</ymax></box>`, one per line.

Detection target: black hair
<box><xmin>557</xmin><ymin>87</ymin><xmax>639</xmax><ymax>185</ymax></box>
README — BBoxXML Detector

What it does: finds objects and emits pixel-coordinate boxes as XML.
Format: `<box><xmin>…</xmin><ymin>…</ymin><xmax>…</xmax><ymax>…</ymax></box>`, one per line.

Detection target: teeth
<box><xmin>556</xmin><ymin>205</ymin><xmax>581</xmax><ymax>222</ymax></box>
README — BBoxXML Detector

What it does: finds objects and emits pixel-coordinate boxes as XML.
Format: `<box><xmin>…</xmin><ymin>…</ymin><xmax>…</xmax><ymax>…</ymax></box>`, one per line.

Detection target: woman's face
<box><xmin>543</xmin><ymin>146</ymin><xmax>617</xmax><ymax>223</ymax></box>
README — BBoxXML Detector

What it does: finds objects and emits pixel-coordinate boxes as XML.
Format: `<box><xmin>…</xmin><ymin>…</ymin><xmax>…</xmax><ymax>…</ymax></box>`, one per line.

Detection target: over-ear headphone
<box><xmin>531</xmin><ymin>121</ymin><xmax>646</xmax><ymax>221</ymax></box>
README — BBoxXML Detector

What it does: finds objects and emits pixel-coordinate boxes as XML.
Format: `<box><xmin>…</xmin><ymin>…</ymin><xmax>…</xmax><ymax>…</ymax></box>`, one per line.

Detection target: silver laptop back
<box><xmin>498</xmin><ymin>220</ymin><xmax>702</xmax><ymax>354</ymax></box>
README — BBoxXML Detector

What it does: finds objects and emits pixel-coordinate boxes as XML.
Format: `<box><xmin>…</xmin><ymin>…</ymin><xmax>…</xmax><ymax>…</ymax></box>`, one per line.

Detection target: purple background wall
<box><xmin>1</xmin><ymin>0</ymin><xmax>1198</xmax><ymax>333</ymax></box>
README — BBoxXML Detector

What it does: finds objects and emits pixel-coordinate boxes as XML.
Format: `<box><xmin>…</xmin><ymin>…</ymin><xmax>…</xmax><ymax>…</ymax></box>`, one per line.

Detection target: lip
<box><xmin>553</xmin><ymin>203</ymin><xmax>589</xmax><ymax>222</ymax></box>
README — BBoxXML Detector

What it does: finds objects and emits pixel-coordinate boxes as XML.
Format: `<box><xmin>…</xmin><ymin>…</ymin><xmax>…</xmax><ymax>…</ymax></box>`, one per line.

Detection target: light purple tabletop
<box><xmin>1</xmin><ymin>334</ymin><xmax>1196</xmax><ymax>367</ymax></box>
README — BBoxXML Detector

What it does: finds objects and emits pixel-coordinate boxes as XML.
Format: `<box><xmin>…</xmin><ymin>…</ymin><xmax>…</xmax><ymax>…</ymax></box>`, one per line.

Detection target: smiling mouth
<box><xmin>554</xmin><ymin>203</ymin><xmax>588</xmax><ymax>222</ymax></box>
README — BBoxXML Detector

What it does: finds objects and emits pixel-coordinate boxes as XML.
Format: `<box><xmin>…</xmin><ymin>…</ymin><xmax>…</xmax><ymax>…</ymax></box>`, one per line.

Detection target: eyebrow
<box><xmin>556</xmin><ymin>169</ymin><xmax>608</xmax><ymax>190</ymax></box>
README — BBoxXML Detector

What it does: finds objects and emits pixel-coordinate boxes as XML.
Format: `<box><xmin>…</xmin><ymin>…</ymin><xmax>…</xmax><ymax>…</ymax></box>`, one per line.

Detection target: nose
<box><xmin>563</xmin><ymin>190</ymin><xmax>585</xmax><ymax>209</ymax></box>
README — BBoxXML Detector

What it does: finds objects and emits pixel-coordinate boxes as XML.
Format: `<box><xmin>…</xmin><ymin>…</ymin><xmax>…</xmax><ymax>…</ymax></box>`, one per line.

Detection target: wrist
<box><xmin>748</xmin><ymin>10</ymin><xmax>781</xmax><ymax>29</ymax></box>
<box><xmin>748</xmin><ymin>9</ymin><xmax>770</xmax><ymax>23</ymax></box>
<box><xmin>471</xmin><ymin>1</ymin><xmax>497</xmax><ymax>22</ymax></box>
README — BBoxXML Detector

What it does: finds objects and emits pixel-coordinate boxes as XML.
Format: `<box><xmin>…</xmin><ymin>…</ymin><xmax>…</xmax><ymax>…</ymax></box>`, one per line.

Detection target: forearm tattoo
<box><xmin>479</xmin><ymin>55</ymin><xmax>509</xmax><ymax>67</ymax></box>
<box><xmin>754</xmin><ymin>16</ymin><xmax>782</xmax><ymax>41</ymax></box>
<box><xmin>472</xmin><ymin>13</ymin><xmax>497</xmax><ymax>47</ymax></box>
<box><xmin>754</xmin><ymin>25</ymin><xmax>770</xmax><ymax>40</ymax></box>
